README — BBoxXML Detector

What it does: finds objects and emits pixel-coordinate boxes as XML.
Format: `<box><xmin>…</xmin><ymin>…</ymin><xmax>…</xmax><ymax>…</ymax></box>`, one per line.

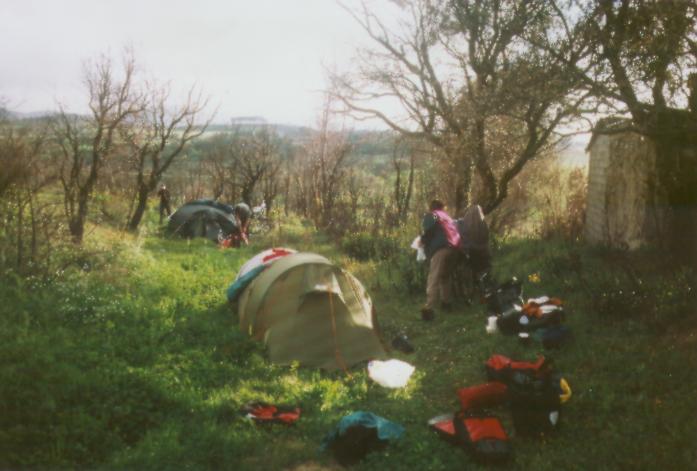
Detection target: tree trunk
<box><xmin>127</xmin><ymin>186</ymin><xmax>151</xmax><ymax>231</ymax></box>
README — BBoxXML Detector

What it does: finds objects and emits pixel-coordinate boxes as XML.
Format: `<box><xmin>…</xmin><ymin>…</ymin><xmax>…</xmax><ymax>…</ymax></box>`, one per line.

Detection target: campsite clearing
<box><xmin>0</xmin><ymin>222</ymin><xmax>695</xmax><ymax>470</ymax></box>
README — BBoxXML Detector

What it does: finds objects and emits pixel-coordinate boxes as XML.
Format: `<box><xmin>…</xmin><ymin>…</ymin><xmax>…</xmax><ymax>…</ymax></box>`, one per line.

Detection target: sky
<box><xmin>1</xmin><ymin>0</ymin><xmax>400</xmax><ymax>127</ymax></box>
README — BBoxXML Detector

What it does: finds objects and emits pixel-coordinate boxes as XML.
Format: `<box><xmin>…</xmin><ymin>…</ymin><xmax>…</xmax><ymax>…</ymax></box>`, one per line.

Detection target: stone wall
<box><xmin>585</xmin><ymin>131</ymin><xmax>661</xmax><ymax>249</ymax></box>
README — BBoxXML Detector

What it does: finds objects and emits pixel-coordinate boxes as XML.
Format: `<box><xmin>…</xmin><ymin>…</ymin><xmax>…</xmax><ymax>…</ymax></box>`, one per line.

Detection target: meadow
<box><xmin>0</xmin><ymin>218</ymin><xmax>695</xmax><ymax>470</ymax></box>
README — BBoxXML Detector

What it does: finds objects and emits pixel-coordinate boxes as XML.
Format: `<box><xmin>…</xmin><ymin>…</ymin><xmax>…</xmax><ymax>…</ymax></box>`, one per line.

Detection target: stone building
<box><xmin>585</xmin><ymin>120</ymin><xmax>665</xmax><ymax>249</ymax></box>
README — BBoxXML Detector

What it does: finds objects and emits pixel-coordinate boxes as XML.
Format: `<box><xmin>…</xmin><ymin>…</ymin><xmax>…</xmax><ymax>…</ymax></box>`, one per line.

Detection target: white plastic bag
<box><xmin>367</xmin><ymin>359</ymin><xmax>415</xmax><ymax>388</ymax></box>
<box><xmin>411</xmin><ymin>236</ymin><xmax>426</xmax><ymax>262</ymax></box>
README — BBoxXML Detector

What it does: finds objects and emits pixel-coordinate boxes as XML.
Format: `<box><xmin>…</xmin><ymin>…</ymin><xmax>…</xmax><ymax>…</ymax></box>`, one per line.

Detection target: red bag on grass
<box><xmin>454</xmin><ymin>412</ymin><xmax>512</xmax><ymax>464</ymax></box>
<box><xmin>485</xmin><ymin>354</ymin><xmax>549</xmax><ymax>383</ymax></box>
<box><xmin>240</xmin><ymin>402</ymin><xmax>301</xmax><ymax>425</ymax></box>
<box><xmin>457</xmin><ymin>382</ymin><xmax>508</xmax><ymax>410</ymax></box>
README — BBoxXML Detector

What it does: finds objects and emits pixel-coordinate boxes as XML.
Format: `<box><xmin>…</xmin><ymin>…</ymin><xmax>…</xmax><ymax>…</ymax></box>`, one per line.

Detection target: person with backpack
<box><xmin>420</xmin><ymin>199</ymin><xmax>461</xmax><ymax>320</ymax></box>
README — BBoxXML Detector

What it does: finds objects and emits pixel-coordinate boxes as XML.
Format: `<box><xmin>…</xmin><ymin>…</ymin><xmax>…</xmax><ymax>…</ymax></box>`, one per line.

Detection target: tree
<box><xmin>230</xmin><ymin>127</ymin><xmax>279</xmax><ymax>206</ymax></box>
<box><xmin>122</xmin><ymin>84</ymin><xmax>211</xmax><ymax>231</ymax></box>
<box><xmin>304</xmin><ymin>94</ymin><xmax>352</xmax><ymax>229</ymax></box>
<box><xmin>539</xmin><ymin>0</ymin><xmax>697</xmax><ymax>255</ymax></box>
<box><xmin>54</xmin><ymin>53</ymin><xmax>144</xmax><ymax>243</ymax></box>
<box><xmin>390</xmin><ymin>137</ymin><xmax>416</xmax><ymax>227</ymax></box>
<box><xmin>335</xmin><ymin>0</ymin><xmax>587</xmax><ymax>214</ymax></box>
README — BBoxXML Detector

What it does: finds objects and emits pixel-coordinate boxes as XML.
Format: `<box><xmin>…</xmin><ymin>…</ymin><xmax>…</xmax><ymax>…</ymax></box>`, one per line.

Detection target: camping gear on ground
<box><xmin>454</xmin><ymin>412</ymin><xmax>512</xmax><ymax>464</ymax></box>
<box><xmin>496</xmin><ymin>303</ymin><xmax>525</xmax><ymax>334</ymax></box>
<box><xmin>485</xmin><ymin>277</ymin><xmax>524</xmax><ymax>316</ymax></box>
<box><xmin>167</xmin><ymin>199</ymin><xmax>238</xmax><ymax>242</ymax></box>
<box><xmin>491</xmin><ymin>292</ymin><xmax>568</xmax><ymax>336</ymax></box>
<box><xmin>485</xmin><ymin>354</ymin><xmax>571</xmax><ymax>436</ymax></box>
<box><xmin>485</xmin><ymin>316</ymin><xmax>499</xmax><ymax>334</ymax></box>
<box><xmin>518</xmin><ymin>332</ymin><xmax>531</xmax><ymax>345</ymax></box>
<box><xmin>367</xmin><ymin>359</ymin><xmax>415</xmax><ymax>388</ymax></box>
<box><xmin>428</xmin><ymin>413</ymin><xmax>459</xmax><ymax>444</ymax></box>
<box><xmin>429</xmin><ymin>411</ymin><xmax>513</xmax><ymax>463</ymax></box>
<box><xmin>321</xmin><ymin>412</ymin><xmax>404</xmax><ymax>466</ymax></box>
<box><xmin>391</xmin><ymin>333</ymin><xmax>415</xmax><ymax>353</ymax></box>
<box><xmin>508</xmin><ymin>371</ymin><xmax>566</xmax><ymax>436</ymax></box>
<box><xmin>236</xmin><ymin>252</ymin><xmax>387</xmax><ymax>370</ymax></box>
<box><xmin>485</xmin><ymin>354</ymin><xmax>549</xmax><ymax>383</ymax></box>
<box><xmin>457</xmin><ymin>382</ymin><xmax>508</xmax><ymax>410</ymax></box>
<box><xmin>240</xmin><ymin>402</ymin><xmax>301</xmax><ymax>425</ymax></box>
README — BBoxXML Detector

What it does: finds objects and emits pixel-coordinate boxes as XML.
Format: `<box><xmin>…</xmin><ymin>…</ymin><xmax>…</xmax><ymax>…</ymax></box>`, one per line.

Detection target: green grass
<box><xmin>0</xmin><ymin>220</ymin><xmax>695</xmax><ymax>470</ymax></box>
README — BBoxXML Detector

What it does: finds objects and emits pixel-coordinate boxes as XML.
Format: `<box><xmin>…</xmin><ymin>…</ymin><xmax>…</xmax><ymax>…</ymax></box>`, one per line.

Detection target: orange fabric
<box><xmin>465</xmin><ymin>417</ymin><xmax>507</xmax><ymax>441</ymax></box>
<box><xmin>457</xmin><ymin>382</ymin><xmax>508</xmax><ymax>410</ymax></box>
<box><xmin>522</xmin><ymin>298</ymin><xmax>563</xmax><ymax>318</ymax></box>
<box><xmin>433</xmin><ymin>420</ymin><xmax>456</xmax><ymax>436</ymax></box>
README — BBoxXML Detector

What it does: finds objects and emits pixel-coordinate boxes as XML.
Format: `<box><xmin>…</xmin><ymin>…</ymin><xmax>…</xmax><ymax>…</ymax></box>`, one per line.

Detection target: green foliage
<box><xmin>341</xmin><ymin>232</ymin><xmax>400</xmax><ymax>261</ymax></box>
<box><xmin>0</xmin><ymin>224</ymin><xmax>695</xmax><ymax>470</ymax></box>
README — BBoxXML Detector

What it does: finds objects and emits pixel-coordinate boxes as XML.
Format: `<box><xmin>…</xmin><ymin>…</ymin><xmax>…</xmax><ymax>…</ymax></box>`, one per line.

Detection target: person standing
<box><xmin>420</xmin><ymin>199</ymin><xmax>461</xmax><ymax>320</ymax></box>
<box><xmin>233</xmin><ymin>202</ymin><xmax>252</xmax><ymax>245</ymax></box>
<box><xmin>157</xmin><ymin>184</ymin><xmax>172</xmax><ymax>223</ymax></box>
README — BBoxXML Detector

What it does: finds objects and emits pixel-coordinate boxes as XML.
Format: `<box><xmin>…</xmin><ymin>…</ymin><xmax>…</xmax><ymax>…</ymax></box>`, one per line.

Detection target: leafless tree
<box><xmin>390</xmin><ymin>137</ymin><xmax>416</xmax><ymax>226</ymax></box>
<box><xmin>53</xmin><ymin>53</ymin><xmax>144</xmax><ymax>243</ymax></box>
<box><xmin>0</xmin><ymin>118</ymin><xmax>62</xmax><ymax>273</ymax></box>
<box><xmin>122</xmin><ymin>84</ymin><xmax>212</xmax><ymax>231</ymax></box>
<box><xmin>304</xmin><ymin>94</ymin><xmax>352</xmax><ymax>229</ymax></box>
<box><xmin>334</xmin><ymin>0</ymin><xmax>588</xmax><ymax>214</ymax></box>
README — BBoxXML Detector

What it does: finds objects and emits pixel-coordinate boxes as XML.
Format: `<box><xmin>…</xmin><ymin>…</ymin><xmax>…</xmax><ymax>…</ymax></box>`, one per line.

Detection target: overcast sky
<box><xmin>1</xmin><ymin>0</ymin><xmax>401</xmax><ymax>127</ymax></box>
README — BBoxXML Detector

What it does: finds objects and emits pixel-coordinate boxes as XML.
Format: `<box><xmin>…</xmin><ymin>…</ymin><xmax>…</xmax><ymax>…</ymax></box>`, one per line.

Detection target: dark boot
<box><xmin>421</xmin><ymin>307</ymin><xmax>435</xmax><ymax>321</ymax></box>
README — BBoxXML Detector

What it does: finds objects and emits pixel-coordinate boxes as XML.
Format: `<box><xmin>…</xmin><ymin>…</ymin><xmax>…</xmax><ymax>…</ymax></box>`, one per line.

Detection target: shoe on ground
<box><xmin>421</xmin><ymin>307</ymin><xmax>435</xmax><ymax>321</ymax></box>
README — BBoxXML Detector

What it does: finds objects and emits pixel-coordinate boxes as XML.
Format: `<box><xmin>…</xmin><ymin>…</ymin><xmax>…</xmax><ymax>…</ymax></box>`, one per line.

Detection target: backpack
<box><xmin>457</xmin><ymin>382</ymin><xmax>508</xmax><ymax>410</ymax></box>
<box><xmin>428</xmin><ymin>412</ymin><xmax>512</xmax><ymax>464</ymax></box>
<box><xmin>453</xmin><ymin>412</ymin><xmax>512</xmax><ymax>464</ymax></box>
<box><xmin>485</xmin><ymin>354</ymin><xmax>549</xmax><ymax>383</ymax></box>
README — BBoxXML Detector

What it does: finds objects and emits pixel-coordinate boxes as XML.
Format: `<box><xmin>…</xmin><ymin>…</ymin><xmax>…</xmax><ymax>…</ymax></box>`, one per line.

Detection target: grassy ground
<box><xmin>0</xmin><ymin>218</ymin><xmax>695</xmax><ymax>470</ymax></box>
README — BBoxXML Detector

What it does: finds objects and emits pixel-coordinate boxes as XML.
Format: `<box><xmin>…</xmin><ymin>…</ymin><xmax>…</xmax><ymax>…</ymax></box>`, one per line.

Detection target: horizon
<box><xmin>1</xmin><ymin>0</ymin><xmax>403</xmax><ymax>130</ymax></box>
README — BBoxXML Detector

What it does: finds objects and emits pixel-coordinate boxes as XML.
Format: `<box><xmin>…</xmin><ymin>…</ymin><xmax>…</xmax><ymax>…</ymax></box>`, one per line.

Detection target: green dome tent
<box><xmin>167</xmin><ymin>199</ymin><xmax>237</xmax><ymax>242</ymax></box>
<box><xmin>237</xmin><ymin>252</ymin><xmax>387</xmax><ymax>370</ymax></box>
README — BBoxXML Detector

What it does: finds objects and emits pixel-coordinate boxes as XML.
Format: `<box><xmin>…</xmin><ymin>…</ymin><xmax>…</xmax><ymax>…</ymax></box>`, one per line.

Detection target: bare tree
<box><xmin>305</xmin><ymin>94</ymin><xmax>352</xmax><ymax>229</ymax></box>
<box><xmin>53</xmin><ymin>53</ymin><xmax>144</xmax><ymax>243</ymax></box>
<box><xmin>334</xmin><ymin>0</ymin><xmax>587</xmax><ymax>214</ymax></box>
<box><xmin>230</xmin><ymin>127</ymin><xmax>280</xmax><ymax>205</ymax></box>
<box><xmin>122</xmin><ymin>84</ymin><xmax>212</xmax><ymax>231</ymax></box>
<box><xmin>390</xmin><ymin>137</ymin><xmax>416</xmax><ymax>226</ymax></box>
<box><xmin>0</xmin><ymin>117</ymin><xmax>61</xmax><ymax>273</ymax></box>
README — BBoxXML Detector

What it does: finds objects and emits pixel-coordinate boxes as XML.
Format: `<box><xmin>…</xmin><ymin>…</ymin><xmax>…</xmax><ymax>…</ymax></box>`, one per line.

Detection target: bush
<box><xmin>341</xmin><ymin>232</ymin><xmax>401</xmax><ymax>261</ymax></box>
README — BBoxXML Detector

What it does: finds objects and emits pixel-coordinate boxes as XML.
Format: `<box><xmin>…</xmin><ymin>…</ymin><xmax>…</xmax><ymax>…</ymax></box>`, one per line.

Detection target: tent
<box><xmin>167</xmin><ymin>199</ymin><xmax>237</xmax><ymax>242</ymax></box>
<box><xmin>236</xmin><ymin>252</ymin><xmax>387</xmax><ymax>370</ymax></box>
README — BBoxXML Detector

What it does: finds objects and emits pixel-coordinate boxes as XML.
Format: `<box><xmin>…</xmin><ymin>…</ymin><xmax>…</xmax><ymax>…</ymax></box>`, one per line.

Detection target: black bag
<box><xmin>485</xmin><ymin>277</ymin><xmax>524</xmax><ymax>315</ymax></box>
<box><xmin>328</xmin><ymin>425</ymin><xmax>388</xmax><ymax>466</ymax></box>
<box><xmin>507</xmin><ymin>371</ymin><xmax>563</xmax><ymax>436</ymax></box>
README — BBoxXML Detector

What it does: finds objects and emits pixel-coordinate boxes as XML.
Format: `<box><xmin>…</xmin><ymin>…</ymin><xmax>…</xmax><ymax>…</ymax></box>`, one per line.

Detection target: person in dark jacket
<box><xmin>420</xmin><ymin>199</ymin><xmax>461</xmax><ymax>320</ymax></box>
<box><xmin>157</xmin><ymin>184</ymin><xmax>172</xmax><ymax>223</ymax></box>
